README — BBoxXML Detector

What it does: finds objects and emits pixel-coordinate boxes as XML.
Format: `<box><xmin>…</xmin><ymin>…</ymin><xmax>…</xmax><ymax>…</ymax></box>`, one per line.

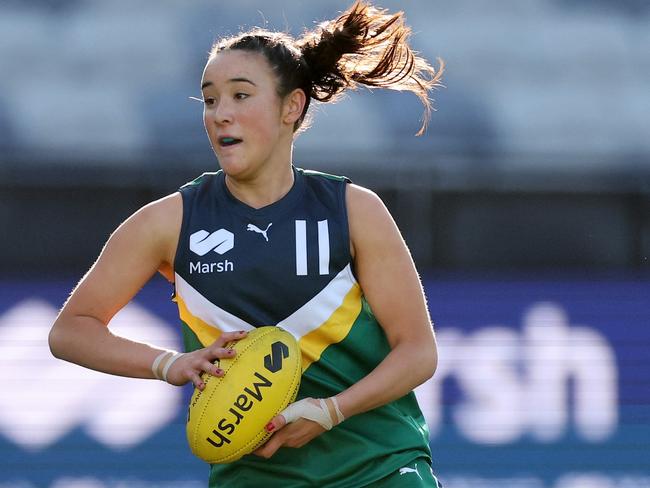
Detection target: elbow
<box><xmin>425</xmin><ymin>327</ymin><xmax>439</xmax><ymax>379</ymax></box>
<box><xmin>397</xmin><ymin>334</ymin><xmax>439</xmax><ymax>387</ymax></box>
<box><xmin>48</xmin><ymin>324</ymin><xmax>61</xmax><ymax>359</ymax></box>
<box><xmin>400</xmin><ymin>340</ymin><xmax>437</xmax><ymax>387</ymax></box>
<box><xmin>428</xmin><ymin>348</ymin><xmax>439</xmax><ymax>379</ymax></box>
<box><xmin>48</xmin><ymin>319</ymin><xmax>67</xmax><ymax>360</ymax></box>
<box><xmin>420</xmin><ymin>346</ymin><xmax>438</xmax><ymax>383</ymax></box>
<box><xmin>416</xmin><ymin>338</ymin><xmax>438</xmax><ymax>385</ymax></box>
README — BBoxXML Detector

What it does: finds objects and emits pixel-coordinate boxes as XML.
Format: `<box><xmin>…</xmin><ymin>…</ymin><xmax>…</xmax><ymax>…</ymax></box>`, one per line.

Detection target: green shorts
<box><xmin>367</xmin><ymin>458</ymin><xmax>442</xmax><ymax>487</ymax></box>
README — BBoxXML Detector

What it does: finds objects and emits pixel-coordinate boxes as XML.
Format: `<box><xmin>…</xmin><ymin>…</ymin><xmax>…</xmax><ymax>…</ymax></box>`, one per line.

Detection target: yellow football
<box><xmin>186</xmin><ymin>326</ymin><xmax>302</xmax><ymax>464</ymax></box>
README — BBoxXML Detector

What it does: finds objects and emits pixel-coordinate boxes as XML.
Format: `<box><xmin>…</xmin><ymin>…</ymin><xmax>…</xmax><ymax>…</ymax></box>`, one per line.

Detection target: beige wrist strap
<box><xmin>326</xmin><ymin>396</ymin><xmax>345</xmax><ymax>426</ymax></box>
<box><xmin>152</xmin><ymin>350</ymin><xmax>183</xmax><ymax>383</ymax></box>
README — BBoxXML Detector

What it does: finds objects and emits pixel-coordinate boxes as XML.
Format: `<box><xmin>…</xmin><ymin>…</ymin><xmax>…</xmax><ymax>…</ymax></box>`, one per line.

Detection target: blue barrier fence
<box><xmin>1</xmin><ymin>275</ymin><xmax>648</xmax><ymax>487</ymax></box>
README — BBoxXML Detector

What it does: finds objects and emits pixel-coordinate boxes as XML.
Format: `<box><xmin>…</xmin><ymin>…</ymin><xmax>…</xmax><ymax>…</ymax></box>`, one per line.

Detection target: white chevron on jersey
<box><xmin>174</xmin><ymin>273</ymin><xmax>254</xmax><ymax>333</ymax></box>
<box><xmin>175</xmin><ymin>264</ymin><xmax>357</xmax><ymax>341</ymax></box>
<box><xmin>277</xmin><ymin>264</ymin><xmax>356</xmax><ymax>337</ymax></box>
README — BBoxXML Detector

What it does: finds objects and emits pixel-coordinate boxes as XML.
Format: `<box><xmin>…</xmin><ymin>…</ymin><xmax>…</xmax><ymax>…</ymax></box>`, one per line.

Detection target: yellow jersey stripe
<box><xmin>175</xmin><ymin>291</ymin><xmax>226</xmax><ymax>346</ymax></box>
<box><xmin>276</xmin><ymin>264</ymin><xmax>357</xmax><ymax>338</ymax></box>
<box><xmin>299</xmin><ymin>282</ymin><xmax>363</xmax><ymax>371</ymax></box>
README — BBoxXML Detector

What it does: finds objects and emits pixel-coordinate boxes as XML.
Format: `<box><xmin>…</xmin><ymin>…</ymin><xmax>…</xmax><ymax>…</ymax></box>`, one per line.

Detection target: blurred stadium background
<box><xmin>1</xmin><ymin>1</ymin><xmax>649</xmax><ymax>487</ymax></box>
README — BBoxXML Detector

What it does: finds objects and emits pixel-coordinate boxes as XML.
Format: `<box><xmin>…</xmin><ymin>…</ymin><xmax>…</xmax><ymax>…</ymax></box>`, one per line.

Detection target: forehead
<box><xmin>201</xmin><ymin>50</ymin><xmax>275</xmax><ymax>88</ymax></box>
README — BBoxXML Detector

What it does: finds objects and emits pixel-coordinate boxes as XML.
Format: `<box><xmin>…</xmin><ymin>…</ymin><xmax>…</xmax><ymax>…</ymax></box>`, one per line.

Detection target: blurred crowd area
<box><xmin>0</xmin><ymin>0</ymin><xmax>649</xmax><ymax>274</ymax></box>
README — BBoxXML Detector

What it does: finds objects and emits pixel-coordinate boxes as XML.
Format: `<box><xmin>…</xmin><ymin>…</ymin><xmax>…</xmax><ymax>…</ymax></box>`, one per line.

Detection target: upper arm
<box><xmin>347</xmin><ymin>184</ymin><xmax>434</xmax><ymax>348</ymax></box>
<box><xmin>60</xmin><ymin>192</ymin><xmax>182</xmax><ymax>325</ymax></box>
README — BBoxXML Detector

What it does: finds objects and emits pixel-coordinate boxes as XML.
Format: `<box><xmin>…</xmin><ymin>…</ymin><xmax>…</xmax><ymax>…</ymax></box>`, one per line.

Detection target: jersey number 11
<box><xmin>295</xmin><ymin>220</ymin><xmax>330</xmax><ymax>276</ymax></box>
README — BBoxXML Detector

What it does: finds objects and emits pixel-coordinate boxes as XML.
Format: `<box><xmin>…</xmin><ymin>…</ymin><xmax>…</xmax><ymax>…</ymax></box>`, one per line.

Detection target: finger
<box><xmin>211</xmin><ymin>347</ymin><xmax>237</xmax><ymax>360</ymax></box>
<box><xmin>215</xmin><ymin>330</ymin><xmax>248</xmax><ymax>347</ymax></box>
<box><xmin>253</xmin><ymin>437</ymin><xmax>281</xmax><ymax>459</ymax></box>
<box><xmin>265</xmin><ymin>413</ymin><xmax>287</xmax><ymax>433</ymax></box>
<box><xmin>253</xmin><ymin>447</ymin><xmax>270</xmax><ymax>458</ymax></box>
<box><xmin>202</xmin><ymin>360</ymin><xmax>224</xmax><ymax>377</ymax></box>
<box><xmin>190</xmin><ymin>372</ymin><xmax>206</xmax><ymax>391</ymax></box>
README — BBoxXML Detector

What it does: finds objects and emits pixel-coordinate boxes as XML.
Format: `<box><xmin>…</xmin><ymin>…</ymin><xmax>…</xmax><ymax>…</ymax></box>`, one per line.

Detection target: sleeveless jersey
<box><xmin>173</xmin><ymin>167</ymin><xmax>432</xmax><ymax>487</ymax></box>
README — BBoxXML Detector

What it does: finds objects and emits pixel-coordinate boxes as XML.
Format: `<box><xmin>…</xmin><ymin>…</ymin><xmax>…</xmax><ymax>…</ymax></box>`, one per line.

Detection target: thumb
<box><xmin>266</xmin><ymin>397</ymin><xmax>320</xmax><ymax>433</ymax></box>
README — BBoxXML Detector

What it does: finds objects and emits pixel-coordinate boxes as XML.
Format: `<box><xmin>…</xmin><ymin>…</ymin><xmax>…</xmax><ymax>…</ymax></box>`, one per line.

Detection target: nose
<box><xmin>210</xmin><ymin>99</ymin><xmax>233</xmax><ymax>125</ymax></box>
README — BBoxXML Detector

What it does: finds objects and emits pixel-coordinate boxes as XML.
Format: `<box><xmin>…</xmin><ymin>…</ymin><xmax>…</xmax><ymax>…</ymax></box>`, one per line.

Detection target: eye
<box><xmin>234</xmin><ymin>92</ymin><xmax>249</xmax><ymax>100</ymax></box>
<box><xmin>203</xmin><ymin>97</ymin><xmax>216</xmax><ymax>106</ymax></box>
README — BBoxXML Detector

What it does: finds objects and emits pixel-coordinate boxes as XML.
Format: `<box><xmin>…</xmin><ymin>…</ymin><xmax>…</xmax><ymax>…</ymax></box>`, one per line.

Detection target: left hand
<box><xmin>253</xmin><ymin>398</ymin><xmax>327</xmax><ymax>459</ymax></box>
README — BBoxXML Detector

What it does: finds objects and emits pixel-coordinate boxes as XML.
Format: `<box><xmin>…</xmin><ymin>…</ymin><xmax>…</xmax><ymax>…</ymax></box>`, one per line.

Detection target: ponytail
<box><xmin>210</xmin><ymin>1</ymin><xmax>443</xmax><ymax>135</ymax></box>
<box><xmin>299</xmin><ymin>1</ymin><xmax>443</xmax><ymax>134</ymax></box>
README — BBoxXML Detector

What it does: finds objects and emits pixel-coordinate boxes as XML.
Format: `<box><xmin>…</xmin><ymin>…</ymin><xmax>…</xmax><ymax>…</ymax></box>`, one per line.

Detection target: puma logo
<box><xmin>247</xmin><ymin>223</ymin><xmax>272</xmax><ymax>242</ymax></box>
<box><xmin>399</xmin><ymin>466</ymin><xmax>423</xmax><ymax>480</ymax></box>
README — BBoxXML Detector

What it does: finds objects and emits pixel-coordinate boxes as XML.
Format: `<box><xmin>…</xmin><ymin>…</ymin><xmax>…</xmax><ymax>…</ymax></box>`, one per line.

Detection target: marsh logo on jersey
<box><xmin>189</xmin><ymin>229</ymin><xmax>234</xmax><ymax>256</ymax></box>
<box><xmin>189</xmin><ymin>229</ymin><xmax>235</xmax><ymax>274</ymax></box>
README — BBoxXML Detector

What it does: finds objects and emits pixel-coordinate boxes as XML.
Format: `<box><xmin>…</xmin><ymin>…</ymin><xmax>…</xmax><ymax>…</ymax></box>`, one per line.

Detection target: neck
<box><xmin>224</xmin><ymin>163</ymin><xmax>295</xmax><ymax>209</ymax></box>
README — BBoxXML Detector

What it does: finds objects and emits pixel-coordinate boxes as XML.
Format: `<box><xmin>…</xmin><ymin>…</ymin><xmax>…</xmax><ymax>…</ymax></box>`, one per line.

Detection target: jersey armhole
<box><xmin>342</xmin><ymin>181</ymin><xmax>358</xmax><ymax>280</ymax></box>
<box><xmin>171</xmin><ymin>188</ymin><xmax>191</xmax><ymax>284</ymax></box>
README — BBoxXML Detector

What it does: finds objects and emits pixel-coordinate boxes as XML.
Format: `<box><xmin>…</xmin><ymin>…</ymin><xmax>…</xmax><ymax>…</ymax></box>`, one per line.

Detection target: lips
<box><xmin>219</xmin><ymin>136</ymin><xmax>243</xmax><ymax>147</ymax></box>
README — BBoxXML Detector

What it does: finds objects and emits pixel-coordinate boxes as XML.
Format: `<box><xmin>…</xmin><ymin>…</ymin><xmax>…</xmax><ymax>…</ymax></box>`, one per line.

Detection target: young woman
<box><xmin>49</xmin><ymin>1</ymin><xmax>444</xmax><ymax>486</ymax></box>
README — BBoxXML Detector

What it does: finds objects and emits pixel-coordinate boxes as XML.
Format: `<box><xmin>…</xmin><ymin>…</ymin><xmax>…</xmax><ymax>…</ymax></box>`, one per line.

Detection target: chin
<box><xmin>218</xmin><ymin>159</ymin><xmax>254</xmax><ymax>180</ymax></box>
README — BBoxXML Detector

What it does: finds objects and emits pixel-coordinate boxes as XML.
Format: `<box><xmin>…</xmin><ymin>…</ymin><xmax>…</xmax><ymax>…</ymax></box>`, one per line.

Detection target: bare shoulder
<box><xmin>346</xmin><ymin>184</ymin><xmax>399</xmax><ymax>258</ymax></box>
<box><xmin>346</xmin><ymin>184</ymin><xmax>392</xmax><ymax>231</ymax></box>
<box><xmin>135</xmin><ymin>192</ymin><xmax>182</xmax><ymax>231</ymax></box>
<box><xmin>346</xmin><ymin>183</ymin><xmax>385</xmax><ymax>213</ymax></box>
<box><xmin>133</xmin><ymin>192</ymin><xmax>183</xmax><ymax>276</ymax></box>
<box><xmin>122</xmin><ymin>191</ymin><xmax>181</xmax><ymax>242</ymax></box>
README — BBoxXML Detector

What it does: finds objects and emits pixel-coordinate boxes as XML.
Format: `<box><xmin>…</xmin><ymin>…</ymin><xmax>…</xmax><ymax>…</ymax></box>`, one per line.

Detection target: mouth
<box><xmin>218</xmin><ymin>137</ymin><xmax>243</xmax><ymax>148</ymax></box>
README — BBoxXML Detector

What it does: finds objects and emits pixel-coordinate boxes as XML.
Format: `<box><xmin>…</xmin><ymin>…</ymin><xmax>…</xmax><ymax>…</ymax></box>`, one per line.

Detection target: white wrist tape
<box><xmin>280</xmin><ymin>397</ymin><xmax>345</xmax><ymax>430</ymax></box>
<box><xmin>152</xmin><ymin>350</ymin><xmax>184</xmax><ymax>383</ymax></box>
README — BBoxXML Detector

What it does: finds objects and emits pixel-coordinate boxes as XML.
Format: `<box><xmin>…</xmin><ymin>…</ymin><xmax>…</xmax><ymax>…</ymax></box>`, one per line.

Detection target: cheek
<box><xmin>203</xmin><ymin>112</ymin><xmax>219</xmax><ymax>140</ymax></box>
<box><xmin>203</xmin><ymin>111</ymin><xmax>211</xmax><ymax>131</ymax></box>
<box><xmin>245</xmin><ymin>109</ymin><xmax>281</xmax><ymax>143</ymax></box>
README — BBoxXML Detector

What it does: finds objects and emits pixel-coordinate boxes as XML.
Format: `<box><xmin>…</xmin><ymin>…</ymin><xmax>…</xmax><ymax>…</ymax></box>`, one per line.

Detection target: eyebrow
<box><xmin>201</xmin><ymin>77</ymin><xmax>257</xmax><ymax>90</ymax></box>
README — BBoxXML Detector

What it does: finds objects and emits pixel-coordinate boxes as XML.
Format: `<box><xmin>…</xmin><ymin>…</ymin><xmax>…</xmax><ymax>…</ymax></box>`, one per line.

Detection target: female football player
<box><xmin>49</xmin><ymin>1</ymin><xmax>444</xmax><ymax>486</ymax></box>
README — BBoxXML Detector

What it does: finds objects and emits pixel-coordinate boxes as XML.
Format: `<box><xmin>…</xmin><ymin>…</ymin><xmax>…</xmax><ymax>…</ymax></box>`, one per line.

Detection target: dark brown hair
<box><xmin>209</xmin><ymin>1</ymin><xmax>444</xmax><ymax>135</ymax></box>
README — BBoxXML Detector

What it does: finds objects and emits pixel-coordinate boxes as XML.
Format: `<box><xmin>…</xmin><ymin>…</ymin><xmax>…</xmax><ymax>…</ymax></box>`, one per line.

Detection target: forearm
<box><xmin>49</xmin><ymin>314</ymin><xmax>169</xmax><ymax>379</ymax></box>
<box><xmin>335</xmin><ymin>340</ymin><xmax>437</xmax><ymax>419</ymax></box>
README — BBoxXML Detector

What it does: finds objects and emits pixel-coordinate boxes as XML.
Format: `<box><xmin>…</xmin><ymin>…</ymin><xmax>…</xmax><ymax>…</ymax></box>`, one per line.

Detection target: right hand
<box><xmin>165</xmin><ymin>330</ymin><xmax>248</xmax><ymax>389</ymax></box>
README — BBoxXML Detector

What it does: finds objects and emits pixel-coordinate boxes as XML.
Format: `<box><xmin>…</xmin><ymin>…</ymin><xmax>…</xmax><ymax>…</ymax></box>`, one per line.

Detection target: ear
<box><xmin>282</xmin><ymin>88</ymin><xmax>307</xmax><ymax>125</ymax></box>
